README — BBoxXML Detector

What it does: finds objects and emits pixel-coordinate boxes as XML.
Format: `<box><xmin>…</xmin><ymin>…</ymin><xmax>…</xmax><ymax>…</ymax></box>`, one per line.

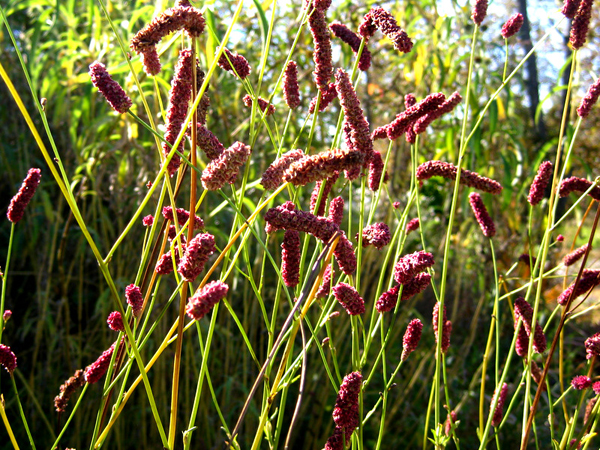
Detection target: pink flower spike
<box><xmin>89</xmin><ymin>62</ymin><xmax>132</xmax><ymax>114</ymax></box>
<box><xmin>562</xmin><ymin>0</ymin><xmax>582</xmax><ymax>18</ymax></box>
<box><xmin>572</xmin><ymin>375</ymin><xmax>592</xmax><ymax>390</ymax></box>
<box><xmin>577</xmin><ymin>78</ymin><xmax>600</xmax><ymax>118</ymax></box>
<box><xmin>0</xmin><ymin>344</ymin><xmax>17</xmax><ymax>375</ymax></box>
<box><xmin>558</xmin><ymin>177</ymin><xmax>600</xmax><ymax>201</ymax></box>
<box><xmin>7</xmin><ymin>168</ymin><xmax>42</xmax><ymax>223</ymax></box>
<box><xmin>261</xmin><ymin>149</ymin><xmax>305</xmax><ymax>191</ymax></box>
<box><xmin>393</xmin><ymin>251</ymin><xmax>434</xmax><ymax>285</ymax></box>
<box><xmin>329</xmin><ymin>22</ymin><xmax>371</xmax><ymax>71</ymax></box>
<box><xmin>332</xmin><ymin>371</ymin><xmax>362</xmax><ymax>431</ymax></box>
<box><xmin>332</xmin><ymin>282</ymin><xmax>364</xmax><ymax>315</ymax></box>
<box><xmin>416</xmin><ymin>160</ymin><xmax>503</xmax><ymax>194</ymax></box>
<box><xmin>361</xmin><ymin>222</ymin><xmax>391</xmax><ymax>249</ymax></box>
<box><xmin>406</xmin><ymin>218</ymin><xmax>419</xmax><ymax>234</ymax></box>
<box><xmin>309</xmin><ymin>7</ymin><xmax>333</xmax><ymax>92</ymax></box>
<box><xmin>400</xmin><ymin>272</ymin><xmax>432</xmax><ymax>301</ymax></box>
<box><xmin>376</xmin><ymin>285</ymin><xmax>400</xmax><ymax>313</ymax></box>
<box><xmin>84</xmin><ymin>341</ymin><xmax>117</xmax><ymax>384</ymax></box>
<box><xmin>283</xmin><ymin>61</ymin><xmax>301</xmax><ymax>109</ymax></box>
<box><xmin>433</xmin><ymin>302</ymin><xmax>452</xmax><ymax>353</ymax></box>
<box><xmin>557</xmin><ymin>269</ymin><xmax>600</xmax><ymax>305</ymax></box>
<box><xmin>471</xmin><ymin>0</ymin><xmax>489</xmax><ymax>26</ymax></box>
<box><xmin>142</xmin><ymin>215</ymin><xmax>154</xmax><ymax>227</ymax></box>
<box><xmin>162</xmin><ymin>206</ymin><xmax>204</xmax><ymax>230</ymax></box>
<box><xmin>217</xmin><ymin>48</ymin><xmax>251</xmax><ymax>79</ymax></box>
<box><xmin>186</xmin><ymin>280</ymin><xmax>229</xmax><ymax>320</ymax></box>
<box><xmin>177</xmin><ymin>233</ymin><xmax>216</xmax><ymax>282</ymax></box>
<box><xmin>570</xmin><ymin>0</ymin><xmax>594</xmax><ymax>49</ymax></box>
<box><xmin>557</xmin><ymin>235</ymin><xmax>565</xmax><ymax>242</ymax></box>
<box><xmin>361</xmin><ymin>7</ymin><xmax>413</xmax><ymax>53</ymax></box>
<box><xmin>563</xmin><ymin>243</ymin><xmax>589</xmax><ymax>267</ymax></box>
<box><xmin>514</xmin><ymin>297</ymin><xmax>547</xmax><ymax>353</ymax></box>
<box><xmin>3</xmin><ymin>310</ymin><xmax>12</xmax><ymax>322</ymax></box>
<box><xmin>401</xmin><ymin>318</ymin><xmax>423</xmax><ymax>361</ymax></box>
<box><xmin>490</xmin><ymin>383</ymin><xmax>508</xmax><ymax>426</ymax></box>
<box><xmin>585</xmin><ymin>332</ymin><xmax>600</xmax><ymax>360</ymax></box>
<box><xmin>328</xmin><ymin>196</ymin><xmax>345</xmax><ymax>227</ymax></box>
<box><xmin>593</xmin><ymin>381</ymin><xmax>600</xmax><ymax>395</ymax></box>
<box><xmin>125</xmin><ymin>284</ymin><xmax>143</xmax><ymax>318</ymax></box>
<box><xmin>243</xmin><ymin>94</ymin><xmax>275</xmax><ymax>116</ymax></box>
<box><xmin>528</xmin><ymin>161</ymin><xmax>553</xmax><ymax>205</ymax></box>
<box><xmin>316</xmin><ymin>264</ymin><xmax>334</xmax><ymax>298</ymax></box>
<box><xmin>201</xmin><ymin>142</ymin><xmax>252</xmax><ymax>190</ymax></box>
<box><xmin>107</xmin><ymin>311</ymin><xmax>124</xmax><ymax>332</ymax></box>
<box><xmin>469</xmin><ymin>192</ymin><xmax>496</xmax><ymax>238</ymax></box>
<box><xmin>281</xmin><ymin>230</ymin><xmax>301</xmax><ymax>287</ymax></box>
<box><xmin>501</xmin><ymin>13</ymin><xmax>524</xmax><ymax>39</ymax></box>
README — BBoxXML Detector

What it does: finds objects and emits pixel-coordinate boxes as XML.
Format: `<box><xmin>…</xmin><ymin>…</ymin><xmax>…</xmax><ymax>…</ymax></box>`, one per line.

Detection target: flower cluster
<box><xmin>416</xmin><ymin>160</ymin><xmax>503</xmax><ymax>194</ymax></box>
<box><xmin>401</xmin><ymin>272</ymin><xmax>432</xmax><ymax>301</ymax></box>
<box><xmin>557</xmin><ymin>269</ymin><xmax>600</xmax><ymax>305</ymax></box>
<box><xmin>309</xmin><ymin>83</ymin><xmax>338</xmax><ymax>113</ymax></box>
<box><xmin>501</xmin><ymin>13</ymin><xmax>524</xmax><ymax>39</ymax></box>
<box><xmin>186</xmin><ymin>280</ymin><xmax>229</xmax><ymax>320</ymax></box>
<box><xmin>332</xmin><ymin>282</ymin><xmax>364</xmax><ymax>315</ymax></box>
<box><xmin>217</xmin><ymin>48</ymin><xmax>251</xmax><ymax>79</ymax></box>
<box><xmin>194</xmin><ymin>124</ymin><xmax>225</xmax><ymax>160</ymax></box>
<box><xmin>471</xmin><ymin>0</ymin><xmax>489</xmax><ymax>26</ymax></box>
<box><xmin>332</xmin><ymin>371</ymin><xmax>362</xmax><ymax>435</ymax></box>
<box><xmin>107</xmin><ymin>311</ymin><xmax>124</xmax><ymax>332</ymax></box>
<box><xmin>562</xmin><ymin>0</ymin><xmax>582</xmax><ymax>18</ymax></box>
<box><xmin>282</xmin><ymin>148</ymin><xmax>364</xmax><ymax>186</ymax></box>
<box><xmin>54</xmin><ymin>369</ymin><xmax>85</xmax><ymax>412</ymax></box>
<box><xmin>393</xmin><ymin>251</ymin><xmax>434</xmax><ymax>285</ymax></box>
<box><xmin>125</xmin><ymin>284</ymin><xmax>143</xmax><ymax>318</ymax></box>
<box><xmin>413</xmin><ymin>92</ymin><xmax>462</xmax><ymax>135</ymax></box>
<box><xmin>401</xmin><ymin>318</ymin><xmax>423</xmax><ymax>361</ymax></box>
<box><xmin>311</xmin><ymin>173</ymin><xmax>339</xmax><ymax>216</ymax></box>
<box><xmin>329</xmin><ymin>22</ymin><xmax>371</xmax><ymax>71</ymax></box>
<box><xmin>444</xmin><ymin>411</ymin><xmax>458</xmax><ymax>436</ymax></box>
<box><xmin>281</xmin><ymin>230</ymin><xmax>301</xmax><ymax>287</ymax></box>
<box><xmin>585</xmin><ymin>332</ymin><xmax>600</xmax><ymax>359</ymax></box>
<box><xmin>360</xmin><ymin>222</ymin><xmax>391</xmax><ymax>249</ymax></box>
<box><xmin>572</xmin><ymin>375</ymin><xmax>592</xmax><ymax>390</ymax></box>
<box><xmin>469</xmin><ymin>192</ymin><xmax>496</xmax><ymax>238</ymax></box>
<box><xmin>406</xmin><ymin>218</ymin><xmax>419</xmax><ymax>234</ymax></box>
<box><xmin>367</xmin><ymin>151</ymin><xmax>386</xmax><ymax>191</ymax></box>
<box><xmin>570</xmin><ymin>0</ymin><xmax>594</xmax><ymax>49</ymax></box>
<box><xmin>3</xmin><ymin>310</ymin><xmax>11</xmax><ymax>322</ymax></box>
<box><xmin>84</xmin><ymin>341</ymin><xmax>118</xmax><ymax>384</ymax></box>
<box><xmin>142</xmin><ymin>215</ymin><xmax>154</xmax><ymax>227</ymax></box>
<box><xmin>283</xmin><ymin>61</ymin><xmax>301</xmax><ymax>109</ymax></box>
<box><xmin>89</xmin><ymin>62</ymin><xmax>132</xmax><ymax>114</ymax></box>
<box><xmin>309</xmin><ymin>7</ymin><xmax>333</xmax><ymax>92</ymax></box>
<box><xmin>563</xmin><ymin>243</ymin><xmax>589</xmax><ymax>267</ymax></box>
<box><xmin>316</xmin><ymin>264</ymin><xmax>333</xmax><ymax>298</ymax></box>
<box><xmin>433</xmin><ymin>303</ymin><xmax>452</xmax><ymax>353</ymax></box>
<box><xmin>243</xmin><ymin>94</ymin><xmax>275</xmax><ymax>116</ymax></box>
<box><xmin>577</xmin><ymin>78</ymin><xmax>600</xmax><ymax>118</ymax></box>
<box><xmin>162</xmin><ymin>206</ymin><xmax>204</xmax><ymax>230</ymax></box>
<box><xmin>0</xmin><ymin>344</ymin><xmax>17</xmax><ymax>375</ymax></box>
<box><xmin>375</xmin><ymin>285</ymin><xmax>400</xmax><ymax>313</ymax></box>
<box><xmin>201</xmin><ymin>142</ymin><xmax>252</xmax><ymax>190</ymax></box>
<box><xmin>261</xmin><ymin>149</ymin><xmax>305</xmax><ymax>191</ymax></box>
<box><xmin>7</xmin><ymin>168</ymin><xmax>42</xmax><ymax>223</ymax></box>
<box><xmin>528</xmin><ymin>161</ymin><xmax>553</xmax><ymax>205</ymax></box>
<box><xmin>490</xmin><ymin>383</ymin><xmax>508</xmax><ymax>427</ymax></box>
<box><xmin>162</xmin><ymin>49</ymin><xmax>194</xmax><ymax>175</ymax></box>
<box><xmin>177</xmin><ymin>233</ymin><xmax>216</xmax><ymax>282</ymax></box>
<box><xmin>328</xmin><ymin>196</ymin><xmax>345</xmax><ymax>227</ymax></box>
<box><xmin>359</xmin><ymin>7</ymin><xmax>413</xmax><ymax>53</ymax></box>
<box><xmin>514</xmin><ymin>297</ymin><xmax>547</xmax><ymax>353</ymax></box>
<box><xmin>155</xmin><ymin>245</ymin><xmax>184</xmax><ymax>275</ymax></box>
<box><xmin>558</xmin><ymin>176</ymin><xmax>600</xmax><ymax>201</ymax></box>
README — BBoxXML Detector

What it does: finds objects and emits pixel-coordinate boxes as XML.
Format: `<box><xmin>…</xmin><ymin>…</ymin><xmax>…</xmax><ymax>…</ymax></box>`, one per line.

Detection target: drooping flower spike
<box><xmin>416</xmin><ymin>160</ymin><xmax>503</xmax><ymax>194</ymax></box>
<box><xmin>558</xmin><ymin>177</ymin><xmax>600</xmax><ymax>201</ymax></box>
<box><xmin>89</xmin><ymin>62</ymin><xmax>132</xmax><ymax>114</ymax></box>
<box><xmin>283</xmin><ymin>61</ymin><xmax>301</xmax><ymax>109</ymax></box>
<box><xmin>329</xmin><ymin>22</ymin><xmax>371</xmax><ymax>71</ymax></box>
<box><xmin>309</xmin><ymin>7</ymin><xmax>333</xmax><ymax>92</ymax></box>
<box><xmin>563</xmin><ymin>244</ymin><xmax>589</xmax><ymax>267</ymax></box>
<box><xmin>217</xmin><ymin>48</ymin><xmax>251</xmax><ymax>79</ymax></box>
<box><xmin>186</xmin><ymin>280</ymin><xmax>229</xmax><ymax>320</ymax></box>
<box><xmin>177</xmin><ymin>233</ymin><xmax>216</xmax><ymax>282</ymax></box>
<box><xmin>401</xmin><ymin>318</ymin><xmax>423</xmax><ymax>361</ymax></box>
<box><xmin>577</xmin><ymin>78</ymin><xmax>600</xmax><ymax>118</ymax></box>
<box><xmin>359</xmin><ymin>7</ymin><xmax>413</xmax><ymax>53</ymax></box>
<box><xmin>54</xmin><ymin>370</ymin><xmax>85</xmax><ymax>412</ymax></box>
<box><xmin>261</xmin><ymin>149</ymin><xmax>306</xmax><ymax>191</ymax></box>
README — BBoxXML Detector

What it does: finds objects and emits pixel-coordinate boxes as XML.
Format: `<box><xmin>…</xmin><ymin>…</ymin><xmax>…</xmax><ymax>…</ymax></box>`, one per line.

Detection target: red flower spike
<box><xmin>125</xmin><ymin>284</ymin><xmax>143</xmax><ymax>318</ymax></box>
<box><xmin>528</xmin><ymin>161</ymin><xmax>553</xmax><ymax>206</ymax></box>
<box><xmin>563</xmin><ymin>243</ymin><xmax>589</xmax><ymax>267</ymax></box>
<box><xmin>201</xmin><ymin>142</ymin><xmax>252</xmax><ymax>190</ymax></box>
<box><xmin>281</xmin><ymin>230</ymin><xmax>301</xmax><ymax>287</ymax></box>
<box><xmin>416</xmin><ymin>160</ymin><xmax>503</xmax><ymax>194</ymax></box>
<box><xmin>261</xmin><ymin>149</ymin><xmax>305</xmax><ymax>191</ymax></box>
<box><xmin>490</xmin><ymin>383</ymin><xmax>508</xmax><ymax>426</ymax></box>
<box><xmin>401</xmin><ymin>318</ymin><xmax>423</xmax><ymax>361</ymax></box>
<box><xmin>217</xmin><ymin>48</ymin><xmax>251</xmax><ymax>79</ymax></box>
<box><xmin>394</xmin><ymin>251</ymin><xmax>434</xmax><ymax>285</ymax></box>
<box><xmin>283</xmin><ymin>61</ymin><xmax>301</xmax><ymax>109</ymax></box>
<box><xmin>433</xmin><ymin>302</ymin><xmax>452</xmax><ymax>353</ymax></box>
<box><xmin>0</xmin><ymin>344</ymin><xmax>17</xmax><ymax>375</ymax></box>
<box><xmin>332</xmin><ymin>282</ymin><xmax>364</xmax><ymax>315</ymax></box>
<box><xmin>186</xmin><ymin>280</ymin><xmax>228</xmax><ymax>320</ymax></box>
<box><xmin>7</xmin><ymin>168</ymin><xmax>42</xmax><ymax>223</ymax></box>
<box><xmin>501</xmin><ymin>13</ymin><xmax>524</xmax><ymax>39</ymax></box>
<box><xmin>469</xmin><ymin>192</ymin><xmax>496</xmax><ymax>238</ymax></box>
<box><xmin>89</xmin><ymin>62</ymin><xmax>132</xmax><ymax>114</ymax></box>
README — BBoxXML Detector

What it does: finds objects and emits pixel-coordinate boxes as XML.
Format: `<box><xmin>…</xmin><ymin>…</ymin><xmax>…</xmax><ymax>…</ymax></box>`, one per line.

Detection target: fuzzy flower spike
<box><xmin>7</xmin><ymin>168</ymin><xmax>42</xmax><ymax>223</ymax></box>
<box><xmin>528</xmin><ymin>161</ymin><xmax>553</xmax><ymax>205</ymax></box>
<box><xmin>0</xmin><ymin>344</ymin><xmax>17</xmax><ymax>375</ymax></box>
<box><xmin>469</xmin><ymin>192</ymin><xmax>496</xmax><ymax>238</ymax></box>
<box><xmin>359</xmin><ymin>7</ymin><xmax>413</xmax><ymax>53</ymax></box>
<box><xmin>89</xmin><ymin>62</ymin><xmax>132</xmax><ymax>114</ymax></box>
<box><xmin>501</xmin><ymin>13</ymin><xmax>524</xmax><ymax>39</ymax></box>
<box><xmin>416</xmin><ymin>160</ymin><xmax>503</xmax><ymax>194</ymax></box>
<box><xmin>577</xmin><ymin>78</ymin><xmax>600</xmax><ymax>119</ymax></box>
<box><xmin>186</xmin><ymin>280</ymin><xmax>229</xmax><ymax>320</ymax></box>
<box><xmin>201</xmin><ymin>142</ymin><xmax>252</xmax><ymax>190</ymax></box>
<box><xmin>309</xmin><ymin>7</ymin><xmax>333</xmax><ymax>92</ymax></box>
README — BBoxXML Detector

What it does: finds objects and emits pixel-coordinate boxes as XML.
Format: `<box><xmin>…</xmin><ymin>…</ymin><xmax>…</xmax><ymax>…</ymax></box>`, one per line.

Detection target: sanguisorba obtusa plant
<box><xmin>2</xmin><ymin>0</ymin><xmax>600</xmax><ymax>448</ymax></box>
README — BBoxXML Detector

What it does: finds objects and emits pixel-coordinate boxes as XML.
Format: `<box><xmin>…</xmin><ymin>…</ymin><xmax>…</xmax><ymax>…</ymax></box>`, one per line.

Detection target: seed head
<box><xmin>570</xmin><ymin>0</ymin><xmax>594</xmax><ymax>49</ymax></box>
<box><xmin>316</xmin><ymin>264</ymin><xmax>334</xmax><ymax>298</ymax></box>
<box><xmin>433</xmin><ymin>303</ymin><xmax>452</xmax><ymax>353</ymax></box>
<box><xmin>585</xmin><ymin>332</ymin><xmax>600</xmax><ymax>359</ymax></box>
<box><xmin>54</xmin><ymin>369</ymin><xmax>85</xmax><ymax>412</ymax></box>
<box><xmin>528</xmin><ymin>161</ymin><xmax>553</xmax><ymax>205</ymax></box>
<box><xmin>283</xmin><ymin>61</ymin><xmax>301</xmax><ymax>109</ymax></box>
<box><xmin>243</xmin><ymin>94</ymin><xmax>275</xmax><ymax>116</ymax></box>
<box><xmin>139</xmin><ymin>46</ymin><xmax>161</xmax><ymax>76</ymax></box>
<box><xmin>84</xmin><ymin>341</ymin><xmax>117</xmax><ymax>384</ymax></box>
<box><xmin>471</xmin><ymin>0</ymin><xmax>489</xmax><ymax>26</ymax></box>
<box><xmin>412</xmin><ymin>92</ymin><xmax>462</xmax><ymax>135</ymax></box>
<box><xmin>328</xmin><ymin>196</ymin><xmax>345</xmax><ymax>227</ymax></box>
<box><xmin>416</xmin><ymin>160</ymin><xmax>503</xmax><ymax>194</ymax></box>
<box><xmin>401</xmin><ymin>318</ymin><xmax>423</xmax><ymax>361</ymax></box>
<box><xmin>559</xmin><ymin>176</ymin><xmax>600</xmax><ymax>201</ymax></box>
<box><xmin>155</xmin><ymin>246</ymin><xmax>184</xmax><ymax>275</ymax></box>
<box><xmin>563</xmin><ymin>0</ymin><xmax>582</xmax><ymax>18</ymax></box>
<box><xmin>469</xmin><ymin>192</ymin><xmax>496</xmax><ymax>238</ymax></box>
<box><xmin>333</xmin><ymin>232</ymin><xmax>357</xmax><ymax>275</ymax></box>
<box><xmin>283</xmin><ymin>148</ymin><xmax>364</xmax><ymax>187</ymax></box>
<box><xmin>107</xmin><ymin>311</ymin><xmax>124</xmax><ymax>332</ymax></box>
<box><xmin>162</xmin><ymin>206</ymin><xmax>204</xmax><ymax>230</ymax></box>
<box><xmin>329</xmin><ymin>22</ymin><xmax>371</xmax><ymax>71</ymax></box>
<box><xmin>7</xmin><ymin>168</ymin><xmax>42</xmax><ymax>223</ymax></box>
<box><xmin>400</xmin><ymin>272</ymin><xmax>432</xmax><ymax>301</ymax></box>
<box><xmin>194</xmin><ymin>124</ymin><xmax>225</xmax><ymax>160</ymax></box>
<box><xmin>360</xmin><ymin>7</ymin><xmax>413</xmax><ymax>53</ymax></box>
<box><xmin>405</xmin><ymin>218</ymin><xmax>419</xmax><ymax>234</ymax></box>
<box><xmin>361</xmin><ymin>222</ymin><xmax>391</xmax><ymax>249</ymax></box>
<box><xmin>177</xmin><ymin>233</ymin><xmax>215</xmax><ymax>282</ymax></box>
<box><xmin>557</xmin><ymin>269</ymin><xmax>600</xmax><ymax>305</ymax></box>
<box><xmin>186</xmin><ymin>280</ymin><xmax>228</xmax><ymax>320</ymax></box>
<box><xmin>577</xmin><ymin>78</ymin><xmax>600</xmax><ymax>118</ymax></box>
<box><xmin>309</xmin><ymin>7</ymin><xmax>333</xmax><ymax>92</ymax></box>
<box><xmin>89</xmin><ymin>62</ymin><xmax>132</xmax><ymax>114</ymax></box>
<box><xmin>309</xmin><ymin>82</ymin><xmax>338</xmax><ymax>113</ymax></box>
<box><xmin>514</xmin><ymin>297</ymin><xmax>547</xmax><ymax>353</ymax></box>
<box><xmin>332</xmin><ymin>371</ymin><xmax>362</xmax><ymax>431</ymax></box>
<box><xmin>563</xmin><ymin>243</ymin><xmax>589</xmax><ymax>267</ymax></box>
<box><xmin>281</xmin><ymin>230</ymin><xmax>301</xmax><ymax>287</ymax></box>
<box><xmin>332</xmin><ymin>282</ymin><xmax>364</xmax><ymax>315</ymax></box>
<box><xmin>501</xmin><ymin>13</ymin><xmax>524</xmax><ymax>39</ymax></box>
<box><xmin>367</xmin><ymin>151</ymin><xmax>386</xmax><ymax>191</ymax></box>
<box><xmin>217</xmin><ymin>48</ymin><xmax>251</xmax><ymax>79</ymax></box>
<box><xmin>311</xmin><ymin>173</ymin><xmax>339</xmax><ymax>216</ymax></box>
<box><xmin>261</xmin><ymin>149</ymin><xmax>306</xmax><ymax>191</ymax></box>
<box><xmin>376</xmin><ymin>285</ymin><xmax>400</xmax><ymax>313</ymax></box>
<box><xmin>142</xmin><ymin>215</ymin><xmax>154</xmax><ymax>227</ymax></box>
<box><xmin>201</xmin><ymin>142</ymin><xmax>252</xmax><ymax>190</ymax></box>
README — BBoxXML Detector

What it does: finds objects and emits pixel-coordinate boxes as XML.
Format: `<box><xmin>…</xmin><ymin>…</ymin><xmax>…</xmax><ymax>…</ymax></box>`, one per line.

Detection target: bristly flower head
<box><xmin>416</xmin><ymin>160</ymin><xmax>503</xmax><ymax>194</ymax></box>
<box><xmin>585</xmin><ymin>332</ymin><xmax>600</xmax><ymax>359</ymax></box>
<box><xmin>329</xmin><ymin>22</ymin><xmax>372</xmax><ymax>71</ymax></box>
<box><xmin>332</xmin><ymin>282</ymin><xmax>365</xmax><ymax>315</ymax></box>
<box><xmin>376</xmin><ymin>285</ymin><xmax>400</xmax><ymax>313</ymax></box>
<box><xmin>594</xmin><ymin>381</ymin><xmax>600</xmax><ymax>395</ymax></box>
<box><xmin>177</xmin><ymin>233</ymin><xmax>215</xmax><ymax>282</ymax></box>
<box><xmin>562</xmin><ymin>0</ymin><xmax>582</xmax><ymax>18</ymax></box>
<box><xmin>316</xmin><ymin>264</ymin><xmax>334</xmax><ymax>298</ymax></box>
<box><xmin>514</xmin><ymin>313</ymin><xmax>530</xmax><ymax>358</ymax></box>
<box><xmin>283</xmin><ymin>148</ymin><xmax>364</xmax><ymax>187</ymax></box>
<box><xmin>406</xmin><ymin>218</ymin><xmax>420</xmax><ymax>234</ymax></box>
<box><xmin>333</xmin><ymin>232</ymin><xmax>357</xmax><ymax>275</ymax></box>
<box><xmin>89</xmin><ymin>62</ymin><xmax>132</xmax><ymax>114</ymax></box>
<box><xmin>217</xmin><ymin>48</ymin><xmax>251</xmax><ymax>79</ymax></box>
<box><xmin>139</xmin><ymin>47</ymin><xmax>161</xmax><ymax>76</ymax></box>
<box><xmin>201</xmin><ymin>142</ymin><xmax>252</xmax><ymax>190</ymax></box>
<box><xmin>394</xmin><ymin>251</ymin><xmax>434</xmax><ymax>285</ymax></box>
<box><xmin>162</xmin><ymin>49</ymin><xmax>194</xmax><ymax>176</ymax></box>
<box><xmin>328</xmin><ymin>196</ymin><xmax>345</xmax><ymax>227</ymax></box>
<box><xmin>572</xmin><ymin>375</ymin><xmax>592</xmax><ymax>390</ymax></box>
<box><xmin>401</xmin><ymin>318</ymin><xmax>423</xmax><ymax>361</ymax></box>
<box><xmin>309</xmin><ymin>7</ymin><xmax>333</xmax><ymax>92</ymax></box>
<box><xmin>107</xmin><ymin>311</ymin><xmax>124</xmax><ymax>332</ymax></box>
<box><xmin>0</xmin><ymin>344</ymin><xmax>17</xmax><ymax>375</ymax></box>
<box><xmin>570</xmin><ymin>0</ymin><xmax>594</xmax><ymax>49</ymax></box>
<box><xmin>563</xmin><ymin>243</ymin><xmax>589</xmax><ymax>267</ymax></box>
<box><xmin>142</xmin><ymin>215</ymin><xmax>154</xmax><ymax>227</ymax></box>
<box><xmin>360</xmin><ymin>7</ymin><xmax>413</xmax><ymax>53</ymax></box>
<box><xmin>360</xmin><ymin>222</ymin><xmax>391</xmax><ymax>249</ymax></box>
<box><xmin>309</xmin><ymin>83</ymin><xmax>338</xmax><ymax>113</ymax></box>
<box><xmin>7</xmin><ymin>168</ymin><xmax>41</xmax><ymax>223</ymax></box>
<box><xmin>367</xmin><ymin>151</ymin><xmax>385</xmax><ymax>191</ymax></box>
<box><xmin>469</xmin><ymin>192</ymin><xmax>496</xmax><ymax>238</ymax></box>
<box><xmin>54</xmin><ymin>369</ymin><xmax>85</xmax><ymax>412</ymax></box>
<box><xmin>558</xmin><ymin>176</ymin><xmax>600</xmax><ymax>201</ymax></box>
<box><xmin>162</xmin><ymin>206</ymin><xmax>204</xmax><ymax>230</ymax></box>
<box><xmin>155</xmin><ymin>245</ymin><xmax>184</xmax><ymax>275</ymax></box>
<box><xmin>261</xmin><ymin>149</ymin><xmax>306</xmax><ymax>191</ymax></box>
<box><xmin>514</xmin><ymin>297</ymin><xmax>547</xmax><ymax>353</ymax></box>
<box><xmin>528</xmin><ymin>161</ymin><xmax>553</xmax><ymax>205</ymax></box>
<box><xmin>84</xmin><ymin>341</ymin><xmax>117</xmax><ymax>383</ymax></box>
<box><xmin>194</xmin><ymin>125</ymin><xmax>225</xmax><ymax>161</ymax></box>
<box><xmin>186</xmin><ymin>280</ymin><xmax>229</xmax><ymax>320</ymax></box>
<box><xmin>125</xmin><ymin>284</ymin><xmax>143</xmax><ymax>318</ymax></box>
<box><xmin>401</xmin><ymin>272</ymin><xmax>432</xmax><ymax>301</ymax></box>
<box><xmin>491</xmin><ymin>383</ymin><xmax>508</xmax><ymax>426</ymax></box>
<box><xmin>243</xmin><ymin>94</ymin><xmax>275</xmax><ymax>116</ymax></box>
<box><xmin>332</xmin><ymin>371</ymin><xmax>362</xmax><ymax>431</ymax></box>
<box><xmin>283</xmin><ymin>61</ymin><xmax>301</xmax><ymax>109</ymax></box>
<box><xmin>281</xmin><ymin>230</ymin><xmax>301</xmax><ymax>287</ymax></box>
<box><xmin>577</xmin><ymin>78</ymin><xmax>600</xmax><ymax>118</ymax></box>
<box><xmin>557</xmin><ymin>235</ymin><xmax>565</xmax><ymax>242</ymax></box>
<box><xmin>433</xmin><ymin>302</ymin><xmax>452</xmax><ymax>353</ymax></box>
<box><xmin>412</xmin><ymin>92</ymin><xmax>462</xmax><ymax>135</ymax></box>
<box><xmin>501</xmin><ymin>13</ymin><xmax>524</xmax><ymax>38</ymax></box>
<box><xmin>557</xmin><ymin>269</ymin><xmax>600</xmax><ymax>305</ymax></box>
<box><xmin>471</xmin><ymin>0</ymin><xmax>489</xmax><ymax>26</ymax></box>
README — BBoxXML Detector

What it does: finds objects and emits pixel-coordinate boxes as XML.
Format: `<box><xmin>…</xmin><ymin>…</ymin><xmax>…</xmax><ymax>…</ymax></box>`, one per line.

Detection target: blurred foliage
<box><xmin>1</xmin><ymin>0</ymin><xmax>599</xmax><ymax>448</ymax></box>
